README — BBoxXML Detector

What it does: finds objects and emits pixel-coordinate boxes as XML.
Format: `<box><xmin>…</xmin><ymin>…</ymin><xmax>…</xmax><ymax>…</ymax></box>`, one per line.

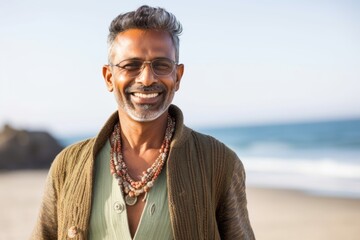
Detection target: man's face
<box><xmin>103</xmin><ymin>29</ymin><xmax>184</xmax><ymax>122</ymax></box>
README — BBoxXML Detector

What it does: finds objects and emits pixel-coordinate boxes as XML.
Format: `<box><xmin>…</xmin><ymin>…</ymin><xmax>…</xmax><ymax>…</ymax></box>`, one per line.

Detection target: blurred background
<box><xmin>1</xmin><ymin>0</ymin><xmax>360</xmax><ymax>239</ymax></box>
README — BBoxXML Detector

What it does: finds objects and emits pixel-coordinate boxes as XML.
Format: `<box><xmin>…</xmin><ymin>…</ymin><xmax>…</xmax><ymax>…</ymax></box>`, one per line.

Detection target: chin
<box><xmin>125</xmin><ymin>105</ymin><xmax>169</xmax><ymax>122</ymax></box>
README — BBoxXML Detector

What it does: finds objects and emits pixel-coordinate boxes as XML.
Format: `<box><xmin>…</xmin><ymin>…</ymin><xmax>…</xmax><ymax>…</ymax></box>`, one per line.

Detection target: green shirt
<box><xmin>89</xmin><ymin>140</ymin><xmax>173</xmax><ymax>240</ymax></box>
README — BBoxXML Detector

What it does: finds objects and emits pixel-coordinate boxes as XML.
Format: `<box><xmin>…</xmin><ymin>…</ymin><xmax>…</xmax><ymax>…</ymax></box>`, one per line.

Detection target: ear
<box><xmin>103</xmin><ymin>65</ymin><xmax>114</xmax><ymax>92</ymax></box>
<box><xmin>175</xmin><ymin>64</ymin><xmax>184</xmax><ymax>91</ymax></box>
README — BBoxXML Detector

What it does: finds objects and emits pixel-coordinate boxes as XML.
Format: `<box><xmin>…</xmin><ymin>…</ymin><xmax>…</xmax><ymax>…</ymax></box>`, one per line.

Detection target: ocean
<box><xmin>199</xmin><ymin>119</ymin><xmax>360</xmax><ymax>199</ymax></box>
<box><xmin>58</xmin><ymin>118</ymin><xmax>360</xmax><ymax>199</ymax></box>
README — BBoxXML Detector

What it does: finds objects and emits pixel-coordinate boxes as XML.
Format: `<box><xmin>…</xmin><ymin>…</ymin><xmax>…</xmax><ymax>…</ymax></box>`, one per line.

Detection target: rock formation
<box><xmin>0</xmin><ymin>124</ymin><xmax>64</xmax><ymax>170</ymax></box>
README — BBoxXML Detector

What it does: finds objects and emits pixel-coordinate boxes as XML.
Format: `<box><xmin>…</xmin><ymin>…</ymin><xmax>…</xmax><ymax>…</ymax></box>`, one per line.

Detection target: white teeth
<box><xmin>133</xmin><ymin>93</ymin><xmax>159</xmax><ymax>99</ymax></box>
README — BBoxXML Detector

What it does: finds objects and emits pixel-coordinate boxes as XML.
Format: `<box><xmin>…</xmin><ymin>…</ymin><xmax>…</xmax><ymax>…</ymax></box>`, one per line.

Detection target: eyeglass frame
<box><xmin>109</xmin><ymin>57</ymin><xmax>179</xmax><ymax>77</ymax></box>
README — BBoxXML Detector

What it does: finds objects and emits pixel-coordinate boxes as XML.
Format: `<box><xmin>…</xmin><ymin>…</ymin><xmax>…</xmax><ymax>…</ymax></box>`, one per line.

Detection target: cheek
<box><xmin>164</xmin><ymin>78</ymin><xmax>177</xmax><ymax>92</ymax></box>
<box><xmin>113</xmin><ymin>76</ymin><xmax>128</xmax><ymax>91</ymax></box>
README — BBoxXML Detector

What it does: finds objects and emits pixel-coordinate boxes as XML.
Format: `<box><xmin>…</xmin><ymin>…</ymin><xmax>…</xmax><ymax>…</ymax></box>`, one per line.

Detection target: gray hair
<box><xmin>107</xmin><ymin>5</ymin><xmax>183</xmax><ymax>63</ymax></box>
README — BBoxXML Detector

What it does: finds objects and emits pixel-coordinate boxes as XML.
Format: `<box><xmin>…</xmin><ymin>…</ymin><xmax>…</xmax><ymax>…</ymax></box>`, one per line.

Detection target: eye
<box><xmin>119</xmin><ymin>60</ymin><xmax>143</xmax><ymax>71</ymax></box>
<box><xmin>152</xmin><ymin>59</ymin><xmax>172</xmax><ymax>71</ymax></box>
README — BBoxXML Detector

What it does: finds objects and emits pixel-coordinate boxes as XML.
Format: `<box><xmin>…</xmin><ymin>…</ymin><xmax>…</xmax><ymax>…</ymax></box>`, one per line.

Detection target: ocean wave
<box><xmin>241</xmin><ymin>156</ymin><xmax>360</xmax><ymax>179</ymax></box>
<box><xmin>240</xmin><ymin>156</ymin><xmax>360</xmax><ymax>198</ymax></box>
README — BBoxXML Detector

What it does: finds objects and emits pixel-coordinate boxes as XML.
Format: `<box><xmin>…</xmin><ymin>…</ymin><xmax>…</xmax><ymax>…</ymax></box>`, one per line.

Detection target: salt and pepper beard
<box><xmin>119</xmin><ymin>84</ymin><xmax>176</xmax><ymax>122</ymax></box>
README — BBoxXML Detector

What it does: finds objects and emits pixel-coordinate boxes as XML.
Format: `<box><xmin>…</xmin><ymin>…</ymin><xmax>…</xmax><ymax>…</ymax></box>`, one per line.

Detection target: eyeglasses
<box><xmin>110</xmin><ymin>58</ymin><xmax>178</xmax><ymax>77</ymax></box>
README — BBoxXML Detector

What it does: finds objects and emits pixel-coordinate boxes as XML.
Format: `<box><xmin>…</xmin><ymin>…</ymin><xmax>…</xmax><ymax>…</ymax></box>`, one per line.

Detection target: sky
<box><xmin>0</xmin><ymin>0</ymin><xmax>360</xmax><ymax>136</ymax></box>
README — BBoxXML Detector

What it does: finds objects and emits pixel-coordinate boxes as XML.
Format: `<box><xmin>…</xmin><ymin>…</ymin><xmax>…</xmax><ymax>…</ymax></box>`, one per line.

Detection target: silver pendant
<box><xmin>125</xmin><ymin>195</ymin><xmax>137</xmax><ymax>206</ymax></box>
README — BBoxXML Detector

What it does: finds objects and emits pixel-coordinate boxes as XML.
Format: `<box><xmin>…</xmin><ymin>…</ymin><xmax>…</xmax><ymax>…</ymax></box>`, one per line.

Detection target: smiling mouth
<box><xmin>132</xmin><ymin>92</ymin><xmax>160</xmax><ymax>99</ymax></box>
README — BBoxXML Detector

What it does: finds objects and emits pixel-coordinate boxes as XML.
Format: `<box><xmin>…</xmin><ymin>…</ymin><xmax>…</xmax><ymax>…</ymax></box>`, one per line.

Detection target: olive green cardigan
<box><xmin>31</xmin><ymin>105</ymin><xmax>255</xmax><ymax>240</ymax></box>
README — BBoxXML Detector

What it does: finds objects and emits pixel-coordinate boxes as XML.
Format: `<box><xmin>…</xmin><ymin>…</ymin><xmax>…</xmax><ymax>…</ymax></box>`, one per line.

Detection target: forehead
<box><xmin>111</xmin><ymin>29</ymin><xmax>176</xmax><ymax>61</ymax></box>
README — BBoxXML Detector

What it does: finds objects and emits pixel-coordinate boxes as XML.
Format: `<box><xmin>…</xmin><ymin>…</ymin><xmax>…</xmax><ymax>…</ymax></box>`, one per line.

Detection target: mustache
<box><xmin>125</xmin><ymin>84</ymin><xmax>165</xmax><ymax>93</ymax></box>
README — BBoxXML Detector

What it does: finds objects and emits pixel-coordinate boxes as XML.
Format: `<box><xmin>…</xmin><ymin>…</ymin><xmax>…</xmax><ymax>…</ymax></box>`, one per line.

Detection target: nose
<box><xmin>135</xmin><ymin>62</ymin><xmax>157</xmax><ymax>86</ymax></box>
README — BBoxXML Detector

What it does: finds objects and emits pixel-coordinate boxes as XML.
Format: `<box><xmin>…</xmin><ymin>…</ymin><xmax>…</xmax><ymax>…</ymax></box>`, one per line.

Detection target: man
<box><xmin>31</xmin><ymin>5</ymin><xmax>255</xmax><ymax>240</ymax></box>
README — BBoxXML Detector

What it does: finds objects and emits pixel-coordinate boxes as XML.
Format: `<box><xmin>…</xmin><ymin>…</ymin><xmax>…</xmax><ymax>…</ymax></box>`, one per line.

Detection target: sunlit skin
<box><xmin>102</xmin><ymin>29</ymin><xmax>184</xmax><ymax>237</ymax></box>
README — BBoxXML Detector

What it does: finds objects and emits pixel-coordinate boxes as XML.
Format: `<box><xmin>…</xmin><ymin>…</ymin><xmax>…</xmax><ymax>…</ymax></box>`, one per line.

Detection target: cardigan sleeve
<box><xmin>217</xmin><ymin>159</ymin><xmax>255</xmax><ymax>240</ymax></box>
<box><xmin>30</xmin><ymin>159</ymin><xmax>60</xmax><ymax>240</ymax></box>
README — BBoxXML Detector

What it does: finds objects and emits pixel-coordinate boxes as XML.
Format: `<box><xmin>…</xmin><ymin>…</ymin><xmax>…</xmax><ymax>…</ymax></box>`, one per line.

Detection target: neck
<box><xmin>118</xmin><ymin>111</ymin><xmax>169</xmax><ymax>153</ymax></box>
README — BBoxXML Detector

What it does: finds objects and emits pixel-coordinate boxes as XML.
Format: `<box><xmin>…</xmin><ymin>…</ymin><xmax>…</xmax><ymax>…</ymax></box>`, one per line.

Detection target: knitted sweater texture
<box><xmin>31</xmin><ymin>105</ymin><xmax>255</xmax><ymax>239</ymax></box>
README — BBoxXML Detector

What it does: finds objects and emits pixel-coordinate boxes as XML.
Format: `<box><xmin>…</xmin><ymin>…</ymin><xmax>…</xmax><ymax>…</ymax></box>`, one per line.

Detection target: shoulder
<box><xmin>49</xmin><ymin>138</ymin><xmax>96</xmax><ymax>178</ymax></box>
<box><xmin>188</xmin><ymin>128</ymin><xmax>239</xmax><ymax>162</ymax></box>
<box><xmin>195</xmin><ymin>129</ymin><xmax>242</xmax><ymax>171</ymax></box>
<box><xmin>171</xmin><ymin>127</ymin><xmax>246</xmax><ymax>204</ymax></box>
<box><xmin>173</xmin><ymin>126</ymin><xmax>243</xmax><ymax>177</ymax></box>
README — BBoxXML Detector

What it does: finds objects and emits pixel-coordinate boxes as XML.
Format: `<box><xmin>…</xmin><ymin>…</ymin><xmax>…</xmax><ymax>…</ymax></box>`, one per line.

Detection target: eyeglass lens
<box><xmin>117</xmin><ymin>58</ymin><xmax>175</xmax><ymax>77</ymax></box>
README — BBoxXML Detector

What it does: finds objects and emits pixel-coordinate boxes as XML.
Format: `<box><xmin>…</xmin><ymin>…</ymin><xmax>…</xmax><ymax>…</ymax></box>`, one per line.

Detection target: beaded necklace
<box><xmin>110</xmin><ymin>115</ymin><xmax>175</xmax><ymax>206</ymax></box>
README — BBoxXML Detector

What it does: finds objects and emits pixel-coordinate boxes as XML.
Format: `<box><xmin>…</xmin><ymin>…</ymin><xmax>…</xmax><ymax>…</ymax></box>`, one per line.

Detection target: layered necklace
<box><xmin>110</xmin><ymin>115</ymin><xmax>175</xmax><ymax>206</ymax></box>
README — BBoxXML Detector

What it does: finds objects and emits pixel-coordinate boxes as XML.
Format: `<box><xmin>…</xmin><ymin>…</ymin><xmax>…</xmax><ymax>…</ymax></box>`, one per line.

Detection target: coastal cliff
<box><xmin>0</xmin><ymin>124</ymin><xmax>63</xmax><ymax>170</ymax></box>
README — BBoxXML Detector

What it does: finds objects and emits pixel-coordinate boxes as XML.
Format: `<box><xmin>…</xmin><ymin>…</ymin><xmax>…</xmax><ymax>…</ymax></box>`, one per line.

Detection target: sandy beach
<box><xmin>1</xmin><ymin>170</ymin><xmax>360</xmax><ymax>240</ymax></box>
<box><xmin>247</xmin><ymin>187</ymin><xmax>360</xmax><ymax>240</ymax></box>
